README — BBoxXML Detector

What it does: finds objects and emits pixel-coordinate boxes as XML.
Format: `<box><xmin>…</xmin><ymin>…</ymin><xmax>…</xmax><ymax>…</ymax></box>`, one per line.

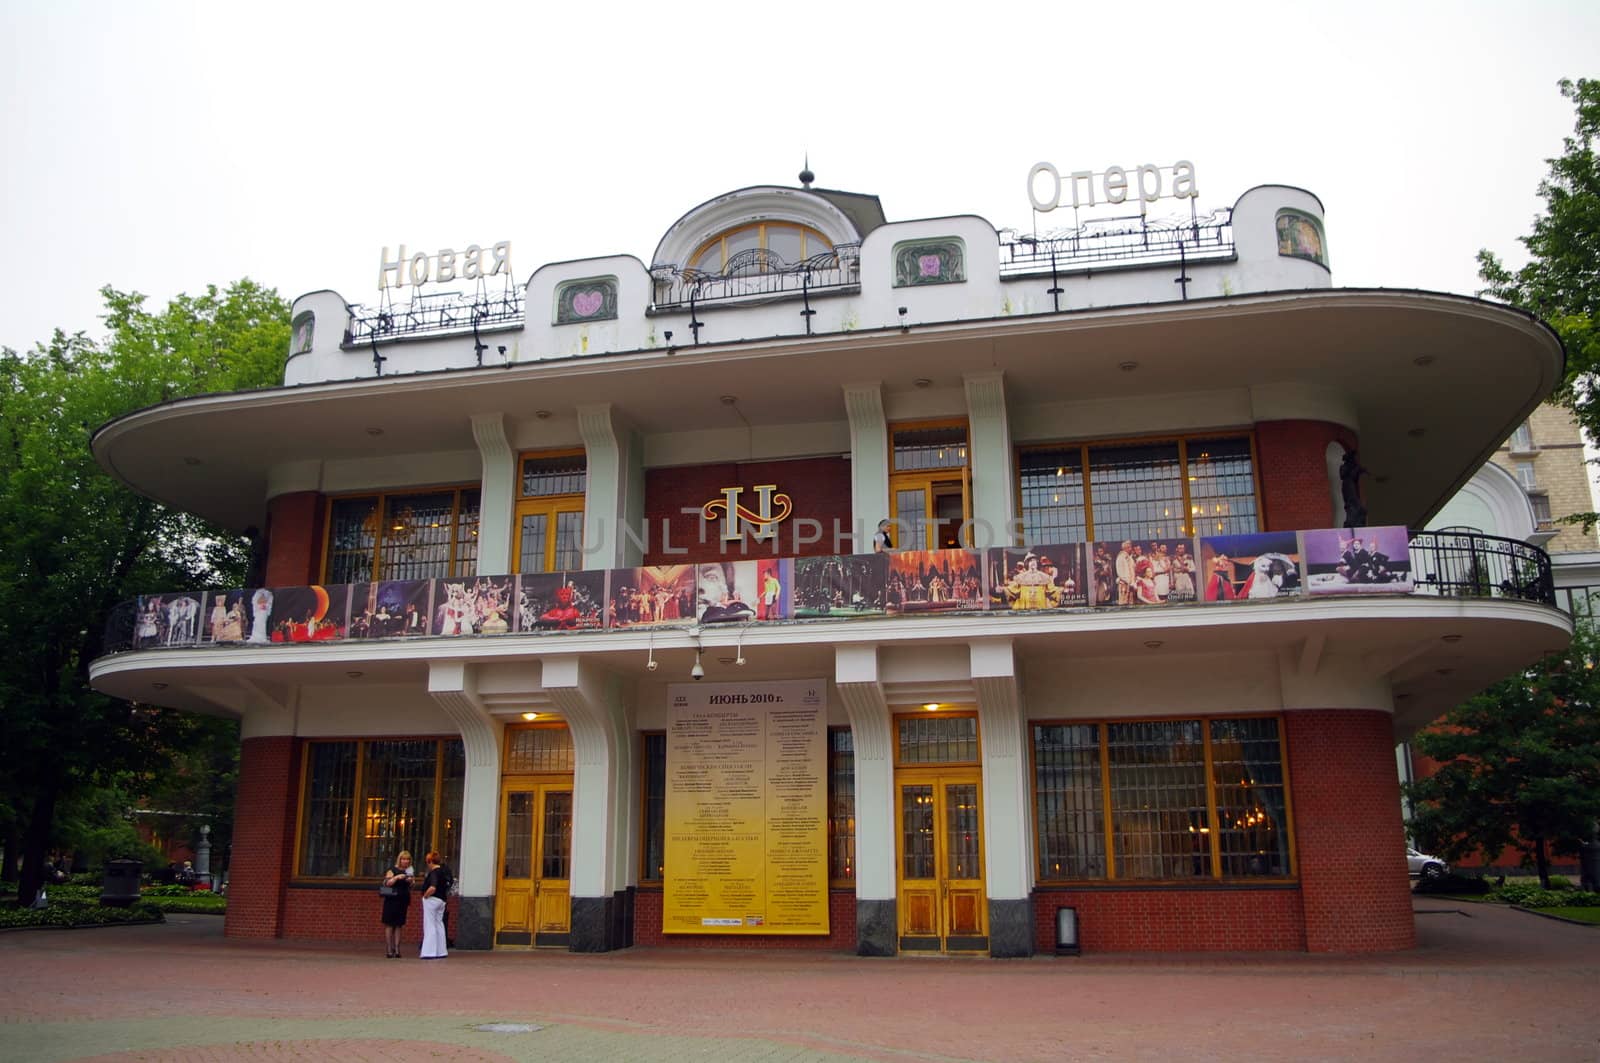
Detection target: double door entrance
<box><xmin>494</xmin><ymin>779</ymin><xmax>572</xmax><ymax>947</ymax></box>
<box><xmin>896</xmin><ymin>769</ymin><xmax>988</xmax><ymax>953</ymax></box>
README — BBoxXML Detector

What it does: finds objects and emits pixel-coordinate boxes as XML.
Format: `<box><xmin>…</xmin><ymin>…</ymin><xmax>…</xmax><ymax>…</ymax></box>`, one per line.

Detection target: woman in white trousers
<box><xmin>419</xmin><ymin>850</ymin><xmax>450</xmax><ymax>959</ymax></box>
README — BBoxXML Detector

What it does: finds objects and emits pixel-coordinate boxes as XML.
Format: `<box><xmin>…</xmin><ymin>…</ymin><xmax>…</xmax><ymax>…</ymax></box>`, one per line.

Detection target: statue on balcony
<box><xmin>1340</xmin><ymin>448</ymin><xmax>1368</xmax><ymax>529</ymax></box>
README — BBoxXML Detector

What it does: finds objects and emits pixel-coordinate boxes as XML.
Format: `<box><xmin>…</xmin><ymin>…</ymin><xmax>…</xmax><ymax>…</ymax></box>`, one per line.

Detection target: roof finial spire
<box><xmin>798</xmin><ymin>153</ymin><xmax>815</xmax><ymax>189</ymax></box>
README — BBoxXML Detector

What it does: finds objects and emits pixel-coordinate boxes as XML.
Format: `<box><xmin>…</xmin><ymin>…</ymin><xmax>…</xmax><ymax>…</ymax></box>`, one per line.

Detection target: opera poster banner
<box><xmin>1199</xmin><ymin>532</ymin><xmax>1302</xmax><ymax>602</ymax></box>
<box><xmin>135</xmin><ymin>593</ymin><xmax>204</xmax><ymax>648</ymax></box>
<box><xmin>267</xmin><ymin>585</ymin><xmax>348</xmax><ymax>642</ymax></box>
<box><xmin>986</xmin><ymin>543</ymin><xmax>1089</xmax><ymax>611</ymax></box>
<box><xmin>792</xmin><ymin>553</ymin><xmax>886</xmax><ymax>618</ymax></box>
<box><xmin>696</xmin><ymin>559</ymin><xmax>790</xmax><ymax>624</ymax></box>
<box><xmin>518</xmin><ymin>571</ymin><xmax>606</xmax><ymax>632</ymax></box>
<box><xmin>1092</xmin><ymin>537</ymin><xmax>1197</xmax><ymax>606</ymax></box>
<box><xmin>433</xmin><ymin>575</ymin><xmax>514</xmax><ymax>635</ymax></box>
<box><xmin>349</xmin><ymin>580</ymin><xmax>431</xmax><ymax>638</ymax></box>
<box><xmin>1302</xmin><ymin>525</ymin><xmax>1414</xmax><ymax>595</ymax></box>
<box><xmin>204</xmin><ymin>590</ymin><xmax>250</xmax><ymax>643</ymax></box>
<box><xmin>607</xmin><ymin>565</ymin><xmax>696</xmax><ymax>628</ymax></box>
<box><xmin>886</xmin><ymin>549</ymin><xmax>983</xmax><ymax>613</ymax></box>
<box><xmin>663</xmin><ymin>679</ymin><xmax>828</xmax><ymax>935</ymax></box>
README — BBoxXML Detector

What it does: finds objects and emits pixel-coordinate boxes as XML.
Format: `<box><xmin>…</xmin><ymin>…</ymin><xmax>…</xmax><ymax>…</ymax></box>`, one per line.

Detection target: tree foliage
<box><xmin>1403</xmin><ymin>625</ymin><xmax>1600</xmax><ymax>887</ymax></box>
<box><xmin>0</xmin><ymin>281</ymin><xmax>286</xmax><ymax>902</ymax></box>
<box><xmin>1478</xmin><ymin>78</ymin><xmax>1600</xmax><ymax>524</ymax></box>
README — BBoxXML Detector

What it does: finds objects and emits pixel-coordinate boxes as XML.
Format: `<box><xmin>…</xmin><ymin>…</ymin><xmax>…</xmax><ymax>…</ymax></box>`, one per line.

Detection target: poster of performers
<box><xmin>203</xmin><ymin>590</ymin><xmax>250</xmax><ymax>643</ymax></box>
<box><xmin>348</xmin><ymin>580</ymin><xmax>431</xmax><ymax>638</ymax></box>
<box><xmin>696</xmin><ymin>559</ymin><xmax>789</xmax><ymax>624</ymax></box>
<box><xmin>606</xmin><ymin>565</ymin><xmax>696</xmax><ymax>628</ymax></box>
<box><xmin>986</xmin><ymin>544</ymin><xmax>1089</xmax><ymax>611</ymax></box>
<box><xmin>1302</xmin><ymin>526</ymin><xmax>1414</xmax><ymax>595</ymax></box>
<box><xmin>432</xmin><ymin>575</ymin><xmax>515</xmax><ymax>635</ymax></box>
<box><xmin>134</xmin><ymin>593</ymin><xmax>205</xmax><ymax>648</ymax></box>
<box><xmin>267</xmin><ymin>585</ymin><xmax>348</xmax><ymax>642</ymax></box>
<box><xmin>1198</xmin><ymin>532</ymin><xmax>1302</xmax><ymax>602</ymax></box>
<box><xmin>886</xmin><ymin>549</ymin><xmax>983</xmax><ymax>614</ymax></box>
<box><xmin>792</xmin><ymin>554</ymin><xmax>886</xmax><ymax>618</ymax></box>
<box><xmin>518</xmin><ymin>571</ymin><xmax>607</xmax><ymax>632</ymax></box>
<box><xmin>1092</xmin><ymin>538</ymin><xmax>1198</xmax><ymax>606</ymax></box>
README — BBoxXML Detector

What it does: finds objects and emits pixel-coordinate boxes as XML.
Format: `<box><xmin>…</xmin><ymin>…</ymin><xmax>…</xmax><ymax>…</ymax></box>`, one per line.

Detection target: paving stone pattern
<box><xmin>2</xmin><ymin>900</ymin><xmax>1597</xmax><ymax>1062</ymax></box>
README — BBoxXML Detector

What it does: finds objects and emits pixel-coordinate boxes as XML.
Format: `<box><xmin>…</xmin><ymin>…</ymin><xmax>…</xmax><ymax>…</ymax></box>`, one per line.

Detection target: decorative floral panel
<box><xmin>893</xmin><ymin>239</ymin><xmax>965</xmax><ymax>287</ymax></box>
<box><xmin>1275</xmin><ymin>211</ymin><xmax>1327</xmax><ymax>267</ymax></box>
<box><xmin>554</xmin><ymin>277</ymin><xmax>619</xmax><ymax>324</ymax></box>
<box><xmin>290</xmin><ymin>312</ymin><xmax>314</xmax><ymax>355</ymax></box>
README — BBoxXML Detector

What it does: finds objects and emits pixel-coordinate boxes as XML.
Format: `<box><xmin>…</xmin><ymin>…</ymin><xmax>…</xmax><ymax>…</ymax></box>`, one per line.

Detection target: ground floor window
<box><xmin>1031</xmin><ymin>715</ymin><xmax>1292</xmax><ymax>883</ymax></box>
<box><xmin>296</xmin><ymin>738</ymin><xmax>465</xmax><ymax>879</ymax></box>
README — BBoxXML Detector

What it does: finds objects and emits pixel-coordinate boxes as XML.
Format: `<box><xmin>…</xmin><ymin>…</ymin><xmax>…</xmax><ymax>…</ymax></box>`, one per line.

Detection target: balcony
<box><xmin>99</xmin><ymin>529</ymin><xmax>1556</xmax><ymax>658</ymax></box>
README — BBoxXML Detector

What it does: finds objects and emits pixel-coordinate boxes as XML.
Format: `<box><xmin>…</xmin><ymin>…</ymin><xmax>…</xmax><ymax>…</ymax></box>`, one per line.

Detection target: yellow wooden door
<box><xmin>896</xmin><ymin>772</ymin><xmax>987</xmax><ymax>953</ymax></box>
<box><xmin>494</xmin><ymin>782</ymin><xmax>572</xmax><ymax>947</ymax></box>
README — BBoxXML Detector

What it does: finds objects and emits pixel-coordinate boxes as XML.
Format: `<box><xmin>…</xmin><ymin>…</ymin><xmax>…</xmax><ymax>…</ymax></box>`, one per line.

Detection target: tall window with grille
<box><xmin>324</xmin><ymin>488</ymin><xmax>481</xmax><ymax>583</ymax></box>
<box><xmin>890</xmin><ymin>422</ymin><xmax>970</xmax><ymax>551</ymax></box>
<box><xmin>1018</xmin><ymin>435</ymin><xmax>1257</xmax><ymax>543</ymax></box>
<box><xmin>515</xmin><ymin>451</ymin><xmax>587</xmax><ymax>574</ymax></box>
<box><xmin>296</xmin><ymin>738</ymin><xmax>465</xmax><ymax>879</ymax></box>
<box><xmin>1030</xmin><ymin>715</ymin><xmax>1292</xmax><ymax>882</ymax></box>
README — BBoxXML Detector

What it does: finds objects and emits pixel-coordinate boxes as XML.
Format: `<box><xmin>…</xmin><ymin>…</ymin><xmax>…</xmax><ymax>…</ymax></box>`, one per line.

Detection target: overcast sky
<box><xmin>2</xmin><ymin>1</ymin><xmax>1597</xmax><ymax>354</ymax></box>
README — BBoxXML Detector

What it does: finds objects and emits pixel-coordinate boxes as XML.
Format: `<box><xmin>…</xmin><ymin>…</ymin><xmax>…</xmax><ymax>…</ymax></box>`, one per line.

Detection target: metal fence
<box><xmin>1408</xmin><ymin>529</ymin><xmax>1555</xmax><ymax>606</ymax></box>
<box><xmin>650</xmin><ymin>245</ymin><xmax>861</xmax><ymax>312</ymax></box>
<box><xmin>998</xmin><ymin>210</ymin><xmax>1235</xmax><ymax>277</ymax></box>
<box><xmin>345</xmin><ymin>287</ymin><xmax>524</xmax><ymax>345</ymax></box>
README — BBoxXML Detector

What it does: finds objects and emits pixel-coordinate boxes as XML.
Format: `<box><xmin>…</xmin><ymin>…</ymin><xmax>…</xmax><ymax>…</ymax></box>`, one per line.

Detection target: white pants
<box><xmin>420</xmin><ymin>896</ymin><xmax>447</xmax><ymax>958</ymax></box>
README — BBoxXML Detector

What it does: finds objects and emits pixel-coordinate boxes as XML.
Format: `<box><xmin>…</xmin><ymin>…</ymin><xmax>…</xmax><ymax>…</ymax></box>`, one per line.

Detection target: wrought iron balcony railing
<box><xmin>99</xmin><ymin>529</ymin><xmax>1558</xmax><ymax>658</ymax></box>
<box><xmin>998</xmin><ymin>209</ymin><xmax>1235</xmax><ymax>278</ymax></box>
<box><xmin>345</xmin><ymin>286</ymin><xmax>525</xmax><ymax>346</ymax></box>
<box><xmin>649</xmin><ymin>245</ymin><xmax>861</xmax><ymax>314</ymax></box>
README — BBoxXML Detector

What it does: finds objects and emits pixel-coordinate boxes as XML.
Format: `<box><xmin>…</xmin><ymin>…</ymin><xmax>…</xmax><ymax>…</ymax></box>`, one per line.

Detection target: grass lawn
<box><xmin>1535</xmin><ymin>906</ymin><xmax>1600</xmax><ymax>925</ymax></box>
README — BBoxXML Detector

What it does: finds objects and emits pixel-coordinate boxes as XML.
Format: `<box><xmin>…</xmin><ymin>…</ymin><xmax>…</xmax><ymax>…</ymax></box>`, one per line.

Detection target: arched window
<box><xmin>690</xmin><ymin>221</ymin><xmax>833</xmax><ymax>274</ymax></box>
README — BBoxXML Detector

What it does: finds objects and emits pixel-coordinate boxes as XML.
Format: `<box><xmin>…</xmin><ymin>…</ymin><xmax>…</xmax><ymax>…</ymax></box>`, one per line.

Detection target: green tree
<box><xmin>1403</xmin><ymin>625</ymin><xmax>1600</xmax><ymax>887</ymax></box>
<box><xmin>1479</xmin><ymin>77</ymin><xmax>1600</xmax><ymax>525</ymax></box>
<box><xmin>0</xmin><ymin>281</ymin><xmax>286</xmax><ymax>904</ymax></box>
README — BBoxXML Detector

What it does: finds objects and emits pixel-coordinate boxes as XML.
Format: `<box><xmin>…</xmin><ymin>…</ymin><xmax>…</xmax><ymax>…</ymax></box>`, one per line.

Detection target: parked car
<box><xmin>1407</xmin><ymin>846</ymin><xmax>1448</xmax><ymax>880</ymax></box>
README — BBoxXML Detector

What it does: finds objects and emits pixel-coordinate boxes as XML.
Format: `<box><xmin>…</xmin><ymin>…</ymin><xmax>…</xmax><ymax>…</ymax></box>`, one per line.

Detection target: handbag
<box><xmin>379</xmin><ymin>883</ymin><xmax>396</xmax><ymax>897</ymax></box>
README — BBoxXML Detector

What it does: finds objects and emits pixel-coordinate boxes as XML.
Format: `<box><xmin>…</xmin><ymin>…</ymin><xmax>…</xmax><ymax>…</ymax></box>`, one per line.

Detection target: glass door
<box><xmin>896</xmin><ymin>772</ymin><xmax>987</xmax><ymax>953</ymax></box>
<box><xmin>494</xmin><ymin>782</ymin><xmax>572</xmax><ymax>947</ymax></box>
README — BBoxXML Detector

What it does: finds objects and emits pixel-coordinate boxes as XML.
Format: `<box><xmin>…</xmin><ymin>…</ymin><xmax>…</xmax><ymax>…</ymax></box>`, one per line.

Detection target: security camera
<box><xmin>735</xmin><ymin>656</ymin><xmax>746</xmax><ymax>667</ymax></box>
<box><xmin>646</xmin><ymin>658</ymin><xmax>658</xmax><ymax>672</ymax></box>
<box><xmin>690</xmin><ymin>659</ymin><xmax>705</xmax><ymax>680</ymax></box>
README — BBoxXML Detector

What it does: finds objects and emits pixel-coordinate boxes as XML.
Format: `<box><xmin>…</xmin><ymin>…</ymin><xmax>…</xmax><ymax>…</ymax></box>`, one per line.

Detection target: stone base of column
<box><xmin>570</xmin><ymin>891</ymin><xmax>634</xmax><ymax>953</ymax></box>
<box><xmin>988</xmin><ymin>897</ymin><xmax>1035</xmax><ymax>958</ymax></box>
<box><xmin>855</xmin><ymin>898</ymin><xmax>896</xmax><ymax>956</ymax></box>
<box><xmin>454</xmin><ymin>896</ymin><xmax>494</xmax><ymax>950</ymax></box>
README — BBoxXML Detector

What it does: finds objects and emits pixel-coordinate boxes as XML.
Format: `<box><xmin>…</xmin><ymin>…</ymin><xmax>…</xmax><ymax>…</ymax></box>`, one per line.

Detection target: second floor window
<box><xmin>324</xmin><ymin>488</ymin><xmax>480</xmax><ymax>584</ymax></box>
<box><xmin>1019</xmin><ymin>435</ymin><xmax>1257</xmax><ymax>544</ymax></box>
<box><xmin>516</xmin><ymin>451</ymin><xmax>587</xmax><ymax>574</ymax></box>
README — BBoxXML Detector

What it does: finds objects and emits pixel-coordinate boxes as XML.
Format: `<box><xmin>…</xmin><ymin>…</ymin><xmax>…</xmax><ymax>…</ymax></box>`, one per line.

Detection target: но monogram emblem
<box><xmin>702</xmin><ymin>484</ymin><xmax>794</xmax><ymax>541</ymax></box>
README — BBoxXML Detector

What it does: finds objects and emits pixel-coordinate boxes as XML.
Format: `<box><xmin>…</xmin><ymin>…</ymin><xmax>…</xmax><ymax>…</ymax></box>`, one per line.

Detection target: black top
<box><xmin>423</xmin><ymin>866</ymin><xmax>452</xmax><ymax>899</ymax></box>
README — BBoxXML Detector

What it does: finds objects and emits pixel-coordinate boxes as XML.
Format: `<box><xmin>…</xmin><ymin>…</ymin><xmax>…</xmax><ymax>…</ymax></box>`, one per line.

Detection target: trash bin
<box><xmin>100</xmin><ymin>859</ymin><xmax>143</xmax><ymax>907</ymax></box>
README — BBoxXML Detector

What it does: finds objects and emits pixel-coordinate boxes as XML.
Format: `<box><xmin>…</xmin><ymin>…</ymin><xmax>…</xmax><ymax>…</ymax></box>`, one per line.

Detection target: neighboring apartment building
<box><xmin>88</xmin><ymin>170</ymin><xmax>1569</xmax><ymax>955</ymax></box>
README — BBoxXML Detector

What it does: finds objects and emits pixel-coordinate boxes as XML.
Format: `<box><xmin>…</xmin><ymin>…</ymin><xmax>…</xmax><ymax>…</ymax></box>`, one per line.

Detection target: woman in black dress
<box><xmin>380</xmin><ymin>850</ymin><xmax>414</xmax><ymax>958</ymax></box>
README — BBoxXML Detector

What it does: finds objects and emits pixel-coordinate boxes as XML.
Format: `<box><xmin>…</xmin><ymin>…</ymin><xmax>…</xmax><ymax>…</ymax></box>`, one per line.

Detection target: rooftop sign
<box><xmin>1028</xmin><ymin>160</ymin><xmax>1197</xmax><ymax>213</ymax></box>
<box><xmin>378</xmin><ymin>241</ymin><xmax>512</xmax><ymax>290</ymax></box>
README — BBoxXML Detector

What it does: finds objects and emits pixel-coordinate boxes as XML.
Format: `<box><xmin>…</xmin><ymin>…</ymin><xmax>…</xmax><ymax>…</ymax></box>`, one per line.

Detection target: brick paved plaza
<box><xmin>2</xmin><ymin>898</ymin><xmax>1596</xmax><ymax>1062</ymax></box>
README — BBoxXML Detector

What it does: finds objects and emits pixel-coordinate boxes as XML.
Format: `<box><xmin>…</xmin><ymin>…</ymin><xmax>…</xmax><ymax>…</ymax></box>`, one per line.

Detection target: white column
<box><xmin>426</xmin><ymin>660</ymin><xmax>504</xmax><ymax>898</ymax></box>
<box><xmin>835</xmin><ymin>644</ymin><xmax>894</xmax><ymax>900</ymax></box>
<box><xmin>577</xmin><ymin>404</ymin><xmax>643</xmax><ymax>568</ymax></box>
<box><xmin>964</xmin><ymin>371</ymin><xmax>1015</xmax><ymax>549</ymax></box>
<box><xmin>540</xmin><ymin>655</ymin><xmax>620</xmax><ymax>898</ymax></box>
<box><xmin>844</xmin><ymin>382</ymin><xmax>888</xmax><ymax>552</ymax></box>
<box><xmin>470</xmin><ymin>412</ymin><xmax>515</xmax><ymax>576</ymax></box>
<box><xmin>970</xmin><ymin>638</ymin><xmax>1030</xmax><ymax>901</ymax></box>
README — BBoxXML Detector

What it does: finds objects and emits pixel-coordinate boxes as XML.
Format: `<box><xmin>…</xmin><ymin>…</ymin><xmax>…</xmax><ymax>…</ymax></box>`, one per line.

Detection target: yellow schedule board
<box><xmin>663</xmin><ymin>680</ymin><xmax>828</xmax><ymax>934</ymax></box>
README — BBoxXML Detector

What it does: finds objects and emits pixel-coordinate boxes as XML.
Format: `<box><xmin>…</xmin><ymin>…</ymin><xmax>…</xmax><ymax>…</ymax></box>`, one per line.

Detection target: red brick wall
<box><xmin>1287</xmin><ymin>709</ymin><xmax>1415</xmax><ymax>952</ymax></box>
<box><xmin>1254</xmin><ymin>421</ymin><xmax>1356</xmax><ymax>532</ymax></box>
<box><xmin>642</xmin><ymin>458</ymin><xmax>853</xmax><ymax>565</ymax></box>
<box><xmin>633</xmin><ymin>888</ymin><xmax>858</xmax><ymax>950</ymax></box>
<box><xmin>1031</xmin><ymin>888</ymin><xmax>1305</xmax><ymax>952</ymax></box>
<box><xmin>281</xmin><ymin>887</ymin><xmax>459</xmax><ymax>946</ymax></box>
<box><xmin>265</xmin><ymin>491</ymin><xmax>324</xmax><ymax>587</ymax></box>
<box><xmin>224</xmin><ymin>736</ymin><xmax>299</xmax><ymax>939</ymax></box>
